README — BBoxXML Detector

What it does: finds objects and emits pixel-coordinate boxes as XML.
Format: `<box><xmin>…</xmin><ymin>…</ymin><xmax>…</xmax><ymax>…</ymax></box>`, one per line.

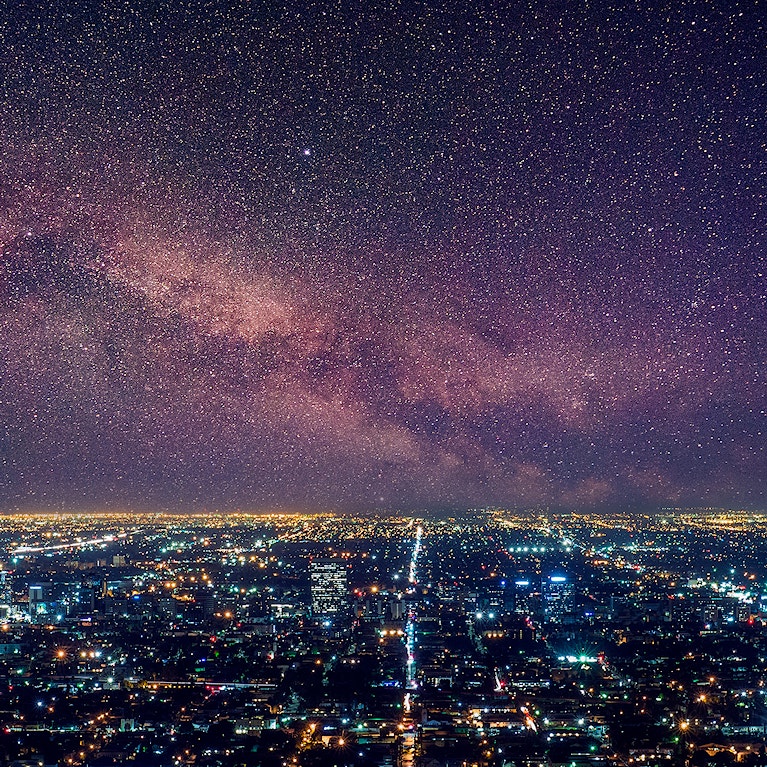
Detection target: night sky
<box><xmin>1</xmin><ymin>1</ymin><xmax>765</xmax><ymax>513</ymax></box>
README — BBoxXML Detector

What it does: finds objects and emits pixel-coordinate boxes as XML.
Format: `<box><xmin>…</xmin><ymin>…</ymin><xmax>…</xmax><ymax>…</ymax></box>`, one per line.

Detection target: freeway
<box><xmin>13</xmin><ymin>531</ymin><xmax>134</xmax><ymax>555</ymax></box>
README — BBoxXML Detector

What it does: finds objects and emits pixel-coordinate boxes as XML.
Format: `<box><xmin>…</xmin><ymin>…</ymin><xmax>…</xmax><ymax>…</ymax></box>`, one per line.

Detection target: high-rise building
<box><xmin>0</xmin><ymin>570</ymin><xmax>11</xmax><ymax>619</ymax></box>
<box><xmin>309</xmin><ymin>558</ymin><xmax>349</xmax><ymax>621</ymax></box>
<box><xmin>512</xmin><ymin>577</ymin><xmax>536</xmax><ymax>615</ymax></box>
<box><xmin>543</xmin><ymin>574</ymin><xmax>574</xmax><ymax>622</ymax></box>
<box><xmin>29</xmin><ymin>584</ymin><xmax>46</xmax><ymax>621</ymax></box>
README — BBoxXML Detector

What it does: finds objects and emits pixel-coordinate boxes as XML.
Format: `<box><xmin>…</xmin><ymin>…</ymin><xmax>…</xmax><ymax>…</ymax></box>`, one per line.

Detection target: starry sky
<box><xmin>0</xmin><ymin>1</ymin><xmax>765</xmax><ymax>513</ymax></box>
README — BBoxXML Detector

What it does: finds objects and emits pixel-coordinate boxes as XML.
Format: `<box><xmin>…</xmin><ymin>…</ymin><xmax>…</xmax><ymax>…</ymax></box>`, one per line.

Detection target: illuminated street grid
<box><xmin>2</xmin><ymin>509</ymin><xmax>767</xmax><ymax>766</ymax></box>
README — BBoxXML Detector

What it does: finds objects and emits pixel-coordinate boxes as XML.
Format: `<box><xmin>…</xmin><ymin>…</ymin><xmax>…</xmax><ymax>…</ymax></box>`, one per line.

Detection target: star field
<box><xmin>0</xmin><ymin>1</ymin><xmax>765</xmax><ymax>512</ymax></box>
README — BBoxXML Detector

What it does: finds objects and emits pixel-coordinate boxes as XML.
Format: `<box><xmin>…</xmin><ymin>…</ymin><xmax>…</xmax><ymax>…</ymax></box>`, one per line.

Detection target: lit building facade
<box><xmin>309</xmin><ymin>558</ymin><xmax>349</xmax><ymax>620</ymax></box>
<box><xmin>543</xmin><ymin>574</ymin><xmax>574</xmax><ymax>622</ymax></box>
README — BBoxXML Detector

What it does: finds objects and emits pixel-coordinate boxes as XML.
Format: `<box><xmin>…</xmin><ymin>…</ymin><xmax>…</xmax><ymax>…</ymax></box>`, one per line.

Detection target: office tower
<box><xmin>0</xmin><ymin>571</ymin><xmax>11</xmax><ymax>619</ymax></box>
<box><xmin>512</xmin><ymin>577</ymin><xmax>535</xmax><ymax>615</ymax></box>
<box><xmin>543</xmin><ymin>574</ymin><xmax>574</xmax><ymax>622</ymax></box>
<box><xmin>309</xmin><ymin>558</ymin><xmax>349</xmax><ymax>620</ymax></box>
<box><xmin>0</xmin><ymin>571</ymin><xmax>11</xmax><ymax>605</ymax></box>
<box><xmin>29</xmin><ymin>584</ymin><xmax>46</xmax><ymax>621</ymax></box>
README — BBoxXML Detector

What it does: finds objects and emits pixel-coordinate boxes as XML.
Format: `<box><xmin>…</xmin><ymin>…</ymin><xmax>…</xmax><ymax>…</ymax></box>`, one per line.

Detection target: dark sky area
<box><xmin>0</xmin><ymin>1</ymin><xmax>765</xmax><ymax>513</ymax></box>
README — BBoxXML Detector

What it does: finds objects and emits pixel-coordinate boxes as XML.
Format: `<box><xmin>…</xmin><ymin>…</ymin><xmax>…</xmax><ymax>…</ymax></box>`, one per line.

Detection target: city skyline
<box><xmin>2</xmin><ymin>507</ymin><xmax>767</xmax><ymax>766</ymax></box>
<box><xmin>1</xmin><ymin>1</ymin><xmax>765</xmax><ymax>513</ymax></box>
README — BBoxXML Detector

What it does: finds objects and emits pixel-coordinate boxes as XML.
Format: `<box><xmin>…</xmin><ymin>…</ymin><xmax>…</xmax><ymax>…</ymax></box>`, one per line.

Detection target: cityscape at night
<box><xmin>1</xmin><ymin>0</ymin><xmax>766</xmax><ymax>765</ymax></box>
<box><xmin>4</xmin><ymin>509</ymin><xmax>767</xmax><ymax>766</ymax></box>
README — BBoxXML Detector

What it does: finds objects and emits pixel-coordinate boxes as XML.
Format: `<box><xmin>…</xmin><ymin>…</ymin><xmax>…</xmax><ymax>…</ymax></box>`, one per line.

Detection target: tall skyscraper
<box><xmin>0</xmin><ymin>570</ymin><xmax>11</xmax><ymax>619</ymax></box>
<box><xmin>512</xmin><ymin>577</ymin><xmax>535</xmax><ymax>615</ymax></box>
<box><xmin>29</xmin><ymin>584</ymin><xmax>46</xmax><ymax>621</ymax></box>
<box><xmin>309</xmin><ymin>558</ymin><xmax>349</xmax><ymax>621</ymax></box>
<box><xmin>543</xmin><ymin>574</ymin><xmax>574</xmax><ymax>622</ymax></box>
